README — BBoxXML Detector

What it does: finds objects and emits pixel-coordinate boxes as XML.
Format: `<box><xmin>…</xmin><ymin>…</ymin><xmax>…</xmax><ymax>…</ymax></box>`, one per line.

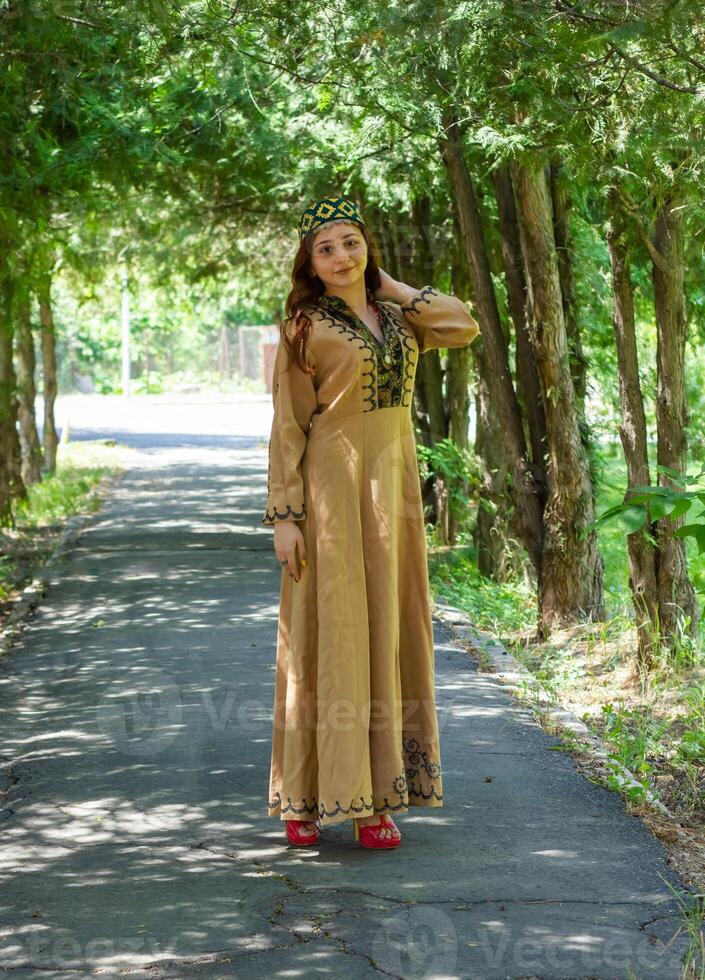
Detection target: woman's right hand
<box><xmin>273</xmin><ymin>522</ymin><xmax>307</xmax><ymax>582</ymax></box>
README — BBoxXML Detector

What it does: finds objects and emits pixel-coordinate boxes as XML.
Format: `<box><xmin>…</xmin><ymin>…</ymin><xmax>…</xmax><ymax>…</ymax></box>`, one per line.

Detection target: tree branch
<box><xmin>608</xmin><ymin>44</ymin><xmax>700</xmax><ymax>94</ymax></box>
<box><xmin>614</xmin><ymin>189</ymin><xmax>670</xmax><ymax>273</ymax></box>
<box><xmin>665</xmin><ymin>40</ymin><xmax>705</xmax><ymax>75</ymax></box>
<box><xmin>55</xmin><ymin>14</ymin><xmax>101</xmax><ymax>30</ymax></box>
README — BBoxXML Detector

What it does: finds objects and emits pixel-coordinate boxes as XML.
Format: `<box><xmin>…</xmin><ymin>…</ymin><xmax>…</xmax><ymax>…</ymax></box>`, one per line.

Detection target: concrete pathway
<box><xmin>0</xmin><ymin>394</ymin><xmax>701</xmax><ymax>978</ymax></box>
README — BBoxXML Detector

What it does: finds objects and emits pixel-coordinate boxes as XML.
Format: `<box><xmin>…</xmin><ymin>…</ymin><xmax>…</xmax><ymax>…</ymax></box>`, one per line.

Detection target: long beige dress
<box><xmin>262</xmin><ymin>284</ymin><xmax>480</xmax><ymax>827</ymax></box>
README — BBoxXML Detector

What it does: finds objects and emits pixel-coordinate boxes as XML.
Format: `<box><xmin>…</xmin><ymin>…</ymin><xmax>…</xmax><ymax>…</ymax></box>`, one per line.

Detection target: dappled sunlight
<box><xmin>532</xmin><ymin>848</ymin><xmax>580</xmax><ymax>859</ymax></box>
<box><xmin>3</xmin><ymin>0</ymin><xmax>702</xmax><ymax>966</ymax></box>
<box><xmin>0</xmin><ymin>401</ymin><xmax>694</xmax><ymax>973</ymax></box>
<box><xmin>440</xmin><ymin>704</ymin><xmax>511</xmax><ymax>719</ymax></box>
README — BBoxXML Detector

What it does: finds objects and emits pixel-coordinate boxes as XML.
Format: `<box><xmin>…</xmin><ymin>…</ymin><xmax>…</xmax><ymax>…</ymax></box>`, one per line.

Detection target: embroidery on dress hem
<box><xmin>318</xmin><ymin>798</ymin><xmax>374</xmax><ymax>818</ymax></box>
<box><xmin>268</xmin><ymin>791</ymin><xmax>413</xmax><ymax>817</ymax></box>
<box><xmin>392</xmin><ymin>774</ymin><xmax>407</xmax><ymax>795</ymax></box>
<box><xmin>403</xmin><ymin>733</ymin><xmax>443</xmax><ymax>801</ymax></box>
<box><xmin>375</xmin><ymin>798</ymin><xmax>410</xmax><ymax>812</ymax></box>
<box><xmin>408</xmin><ymin>786</ymin><xmax>443</xmax><ymax>801</ymax></box>
<box><xmin>268</xmin><ymin>791</ymin><xmax>373</xmax><ymax>818</ymax></box>
<box><xmin>268</xmin><ymin>733</ymin><xmax>443</xmax><ymax>816</ymax></box>
<box><xmin>399</xmin><ymin>285</ymin><xmax>438</xmax><ymax>316</ymax></box>
<box><xmin>404</xmin><ymin>734</ymin><xmax>442</xmax><ymax>779</ymax></box>
<box><xmin>268</xmin><ymin>793</ymin><xmax>319</xmax><ymax>815</ymax></box>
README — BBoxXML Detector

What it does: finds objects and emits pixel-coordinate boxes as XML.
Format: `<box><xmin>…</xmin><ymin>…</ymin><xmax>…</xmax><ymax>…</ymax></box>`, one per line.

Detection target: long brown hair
<box><xmin>279</xmin><ymin>221</ymin><xmax>383</xmax><ymax>376</ymax></box>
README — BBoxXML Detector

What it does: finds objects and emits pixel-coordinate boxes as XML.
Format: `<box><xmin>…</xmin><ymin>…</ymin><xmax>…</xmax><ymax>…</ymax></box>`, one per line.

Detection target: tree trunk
<box><xmin>367</xmin><ymin>205</ymin><xmax>402</xmax><ymax>283</ymax></box>
<box><xmin>0</xmin><ymin>269</ymin><xmax>26</xmax><ymax>526</ymax></box>
<box><xmin>445</xmin><ymin>346</ymin><xmax>473</xmax><ymax>546</ymax></box>
<box><xmin>439</xmin><ymin>109</ymin><xmax>544</xmax><ymax>578</ymax></box>
<box><xmin>439</xmin><ymin>200</ymin><xmax>473</xmax><ymax>546</ymax></box>
<box><xmin>652</xmin><ymin>188</ymin><xmax>698</xmax><ymax>638</ymax></box>
<box><xmin>549</xmin><ymin>158</ymin><xmax>587</xmax><ymax>409</ymax></box>
<box><xmin>38</xmin><ymin>271</ymin><xmax>59</xmax><ymax>474</ymax></box>
<box><xmin>605</xmin><ymin>193</ymin><xmax>659</xmax><ymax>668</ymax></box>
<box><xmin>448</xmin><ymin>194</ymin><xmax>512</xmax><ymax>571</ymax></box>
<box><xmin>447</xmin><ymin>181</ymin><xmax>510</xmax><ymax>568</ymax></box>
<box><xmin>512</xmin><ymin>157</ymin><xmax>604</xmax><ymax>631</ymax></box>
<box><xmin>550</xmin><ymin>158</ymin><xmax>598</xmax><ymax>508</ymax></box>
<box><xmin>390</xmin><ymin>195</ymin><xmax>445</xmax><ymax>530</ymax></box>
<box><xmin>409</xmin><ymin>194</ymin><xmax>435</xmax><ymax>284</ymax></box>
<box><xmin>490</xmin><ymin>164</ymin><xmax>547</xmax><ymax>499</ymax></box>
<box><xmin>14</xmin><ymin>278</ymin><xmax>44</xmax><ymax>485</ymax></box>
<box><xmin>406</xmin><ymin>194</ymin><xmax>444</xmax><ymax>451</ymax></box>
<box><xmin>219</xmin><ymin>324</ymin><xmax>231</xmax><ymax>381</ymax></box>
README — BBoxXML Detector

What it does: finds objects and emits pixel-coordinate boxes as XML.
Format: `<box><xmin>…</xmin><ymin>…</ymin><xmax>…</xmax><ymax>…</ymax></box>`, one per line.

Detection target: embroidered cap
<box><xmin>298</xmin><ymin>196</ymin><xmax>365</xmax><ymax>242</ymax></box>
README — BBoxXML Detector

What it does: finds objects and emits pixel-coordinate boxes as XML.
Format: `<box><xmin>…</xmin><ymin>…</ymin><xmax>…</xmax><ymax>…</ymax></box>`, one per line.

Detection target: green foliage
<box><xmin>429</xmin><ymin>549</ymin><xmax>537</xmax><ymax>634</ymax></box>
<box><xmin>586</xmin><ymin>464</ymin><xmax>705</xmax><ymax>555</ymax></box>
<box><xmin>11</xmin><ymin>442</ymin><xmax>122</xmax><ymax>528</ymax></box>
<box><xmin>417</xmin><ymin>438</ymin><xmax>481</xmax><ymax>528</ymax></box>
<box><xmin>2</xmin><ymin>0</ymin><xmax>705</xmax><ymax>639</ymax></box>
<box><xmin>0</xmin><ymin>441</ymin><xmax>124</xmax><ymax>601</ymax></box>
<box><xmin>600</xmin><ymin>701</ymin><xmax>669</xmax><ymax>804</ymax></box>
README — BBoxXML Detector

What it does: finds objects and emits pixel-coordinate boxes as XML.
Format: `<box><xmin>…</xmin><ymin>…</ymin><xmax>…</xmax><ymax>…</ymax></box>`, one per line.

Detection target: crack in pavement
<box><xmin>263</xmin><ymin>891</ymin><xmax>405</xmax><ymax>980</ymax></box>
<box><xmin>0</xmin><ymin>758</ymin><xmax>26</xmax><ymax>823</ymax></box>
<box><xmin>0</xmin><ymin>940</ymin><xmax>307</xmax><ymax>975</ymax></box>
<box><xmin>194</xmin><ymin>843</ymin><xmax>407</xmax><ymax>977</ymax></box>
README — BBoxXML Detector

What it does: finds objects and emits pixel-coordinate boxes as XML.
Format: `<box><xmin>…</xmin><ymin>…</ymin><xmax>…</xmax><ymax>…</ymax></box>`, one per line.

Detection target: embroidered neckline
<box><xmin>318</xmin><ymin>291</ymin><xmax>389</xmax><ymax>352</ymax></box>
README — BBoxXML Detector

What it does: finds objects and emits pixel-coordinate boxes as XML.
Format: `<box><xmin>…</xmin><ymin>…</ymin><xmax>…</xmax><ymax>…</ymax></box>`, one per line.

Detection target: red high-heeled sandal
<box><xmin>353</xmin><ymin>814</ymin><xmax>401</xmax><ymax>849</ymax></box>
<box><xmin>286</xmin><ymin>819</ymin><xmax>320</xmax><ymax>846</ymax></box>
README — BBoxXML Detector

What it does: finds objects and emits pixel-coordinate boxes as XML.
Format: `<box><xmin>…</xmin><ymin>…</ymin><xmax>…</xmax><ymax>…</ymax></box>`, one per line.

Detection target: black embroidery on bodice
<box><xmin>316</xmin><ymin>292</ymin><xmax>417</xmax><ymax>410</ymax></box>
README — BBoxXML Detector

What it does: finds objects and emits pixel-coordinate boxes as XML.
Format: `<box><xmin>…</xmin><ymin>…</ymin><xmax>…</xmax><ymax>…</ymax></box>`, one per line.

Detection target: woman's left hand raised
<box><xmin>373</xmin><ymin>268</ymin><xmax>417</xmax><ymax>305</ymax></box>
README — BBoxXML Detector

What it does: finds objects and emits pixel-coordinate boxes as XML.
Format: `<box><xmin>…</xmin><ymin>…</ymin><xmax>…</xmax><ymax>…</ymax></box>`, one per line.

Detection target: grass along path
<box><xmin>427</xmin><ymin>443</ymin><xmax>705</xmax><ymax>909</ymax></box>
<box><xmin>0</xmin><ymin>440</ymin><xmax>128</xmax><ymax>650</ymax></box>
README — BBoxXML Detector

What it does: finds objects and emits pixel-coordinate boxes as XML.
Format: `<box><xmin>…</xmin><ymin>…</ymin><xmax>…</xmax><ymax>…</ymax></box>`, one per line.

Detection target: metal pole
<box><xmin>119</xmin><ymin>253</ymin><xmax>130</xmax><ymax>399</ymax></box>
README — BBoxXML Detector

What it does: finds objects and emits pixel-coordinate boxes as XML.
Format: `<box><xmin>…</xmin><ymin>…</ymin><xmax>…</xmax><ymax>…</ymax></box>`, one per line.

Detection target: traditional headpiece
<box><xmin>298</xmin><ymin>196</ymin><xmax>365</xmax><ymax>242</ymax></box>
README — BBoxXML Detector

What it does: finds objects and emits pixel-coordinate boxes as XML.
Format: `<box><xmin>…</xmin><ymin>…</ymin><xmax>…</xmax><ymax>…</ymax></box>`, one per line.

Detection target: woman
<box><xmin>263</xmin><ymin>196</ymin><xmax>480</xmax><ymax>849</ymax></box>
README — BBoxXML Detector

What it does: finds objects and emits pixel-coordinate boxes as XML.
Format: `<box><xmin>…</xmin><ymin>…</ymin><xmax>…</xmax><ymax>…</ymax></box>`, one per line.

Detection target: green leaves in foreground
<box><xmin>584</xmin><ymin>465</ymin><xmax>705</xmax><ymax>552</ymax></box>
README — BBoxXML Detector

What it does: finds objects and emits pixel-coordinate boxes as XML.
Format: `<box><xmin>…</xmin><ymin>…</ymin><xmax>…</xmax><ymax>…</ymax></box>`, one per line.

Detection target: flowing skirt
<box><xmin>267</xmin><ymin>405</ymin><xmax>443</xmax><ymax>827</ymax></box>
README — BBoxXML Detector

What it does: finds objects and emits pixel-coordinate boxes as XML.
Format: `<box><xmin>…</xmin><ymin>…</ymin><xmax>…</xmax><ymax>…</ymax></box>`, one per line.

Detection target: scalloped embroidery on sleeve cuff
<box><xmin>399</xmin><ymin>285</ymin><xmax>438</xmax><ymax>315</ymax></box>
<box><xmin>262</xmin><ymin>503</ymin><xmax>306</xmax><ymax>524</ymax></box>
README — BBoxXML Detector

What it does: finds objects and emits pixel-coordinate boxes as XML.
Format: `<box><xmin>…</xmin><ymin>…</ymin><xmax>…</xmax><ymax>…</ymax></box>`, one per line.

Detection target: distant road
<box><xmin>36</xmin><ymin>390</ymin><xmax>275</xmax><ymax>449</ymax></box>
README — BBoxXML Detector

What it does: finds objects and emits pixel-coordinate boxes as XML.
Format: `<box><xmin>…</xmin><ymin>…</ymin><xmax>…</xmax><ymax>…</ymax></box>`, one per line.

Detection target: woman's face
<box><xmin>308</xmin><ymin>221</ymin><xmax>368</xmax><ymax>292</ymax></box>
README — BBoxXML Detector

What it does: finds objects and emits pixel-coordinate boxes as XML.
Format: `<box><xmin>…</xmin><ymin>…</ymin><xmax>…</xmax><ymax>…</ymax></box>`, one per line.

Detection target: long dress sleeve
<box><xmin>399</xmin><ymin>284</ymin><xmax>480</xmax><ymax>354</ymax></box>
<box><xmin>262</xmin><ymin>338</ymin><xmax>319</xmax><ymax>526</ymax></box>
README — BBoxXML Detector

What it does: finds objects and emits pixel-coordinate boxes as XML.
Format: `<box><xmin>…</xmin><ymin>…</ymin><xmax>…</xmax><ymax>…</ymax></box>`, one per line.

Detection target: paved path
<box><xmin>0</xmin><ymin>394</ymin><xmax>700</xmax><ymax>978</ymax></box>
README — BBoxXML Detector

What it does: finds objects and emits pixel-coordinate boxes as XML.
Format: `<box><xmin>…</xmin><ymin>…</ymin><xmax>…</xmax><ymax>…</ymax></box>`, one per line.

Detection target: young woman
<box><xmin>263</xmin><ymin>196</ymin><xmax>480</xmax><ymax>849</ymax></box>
